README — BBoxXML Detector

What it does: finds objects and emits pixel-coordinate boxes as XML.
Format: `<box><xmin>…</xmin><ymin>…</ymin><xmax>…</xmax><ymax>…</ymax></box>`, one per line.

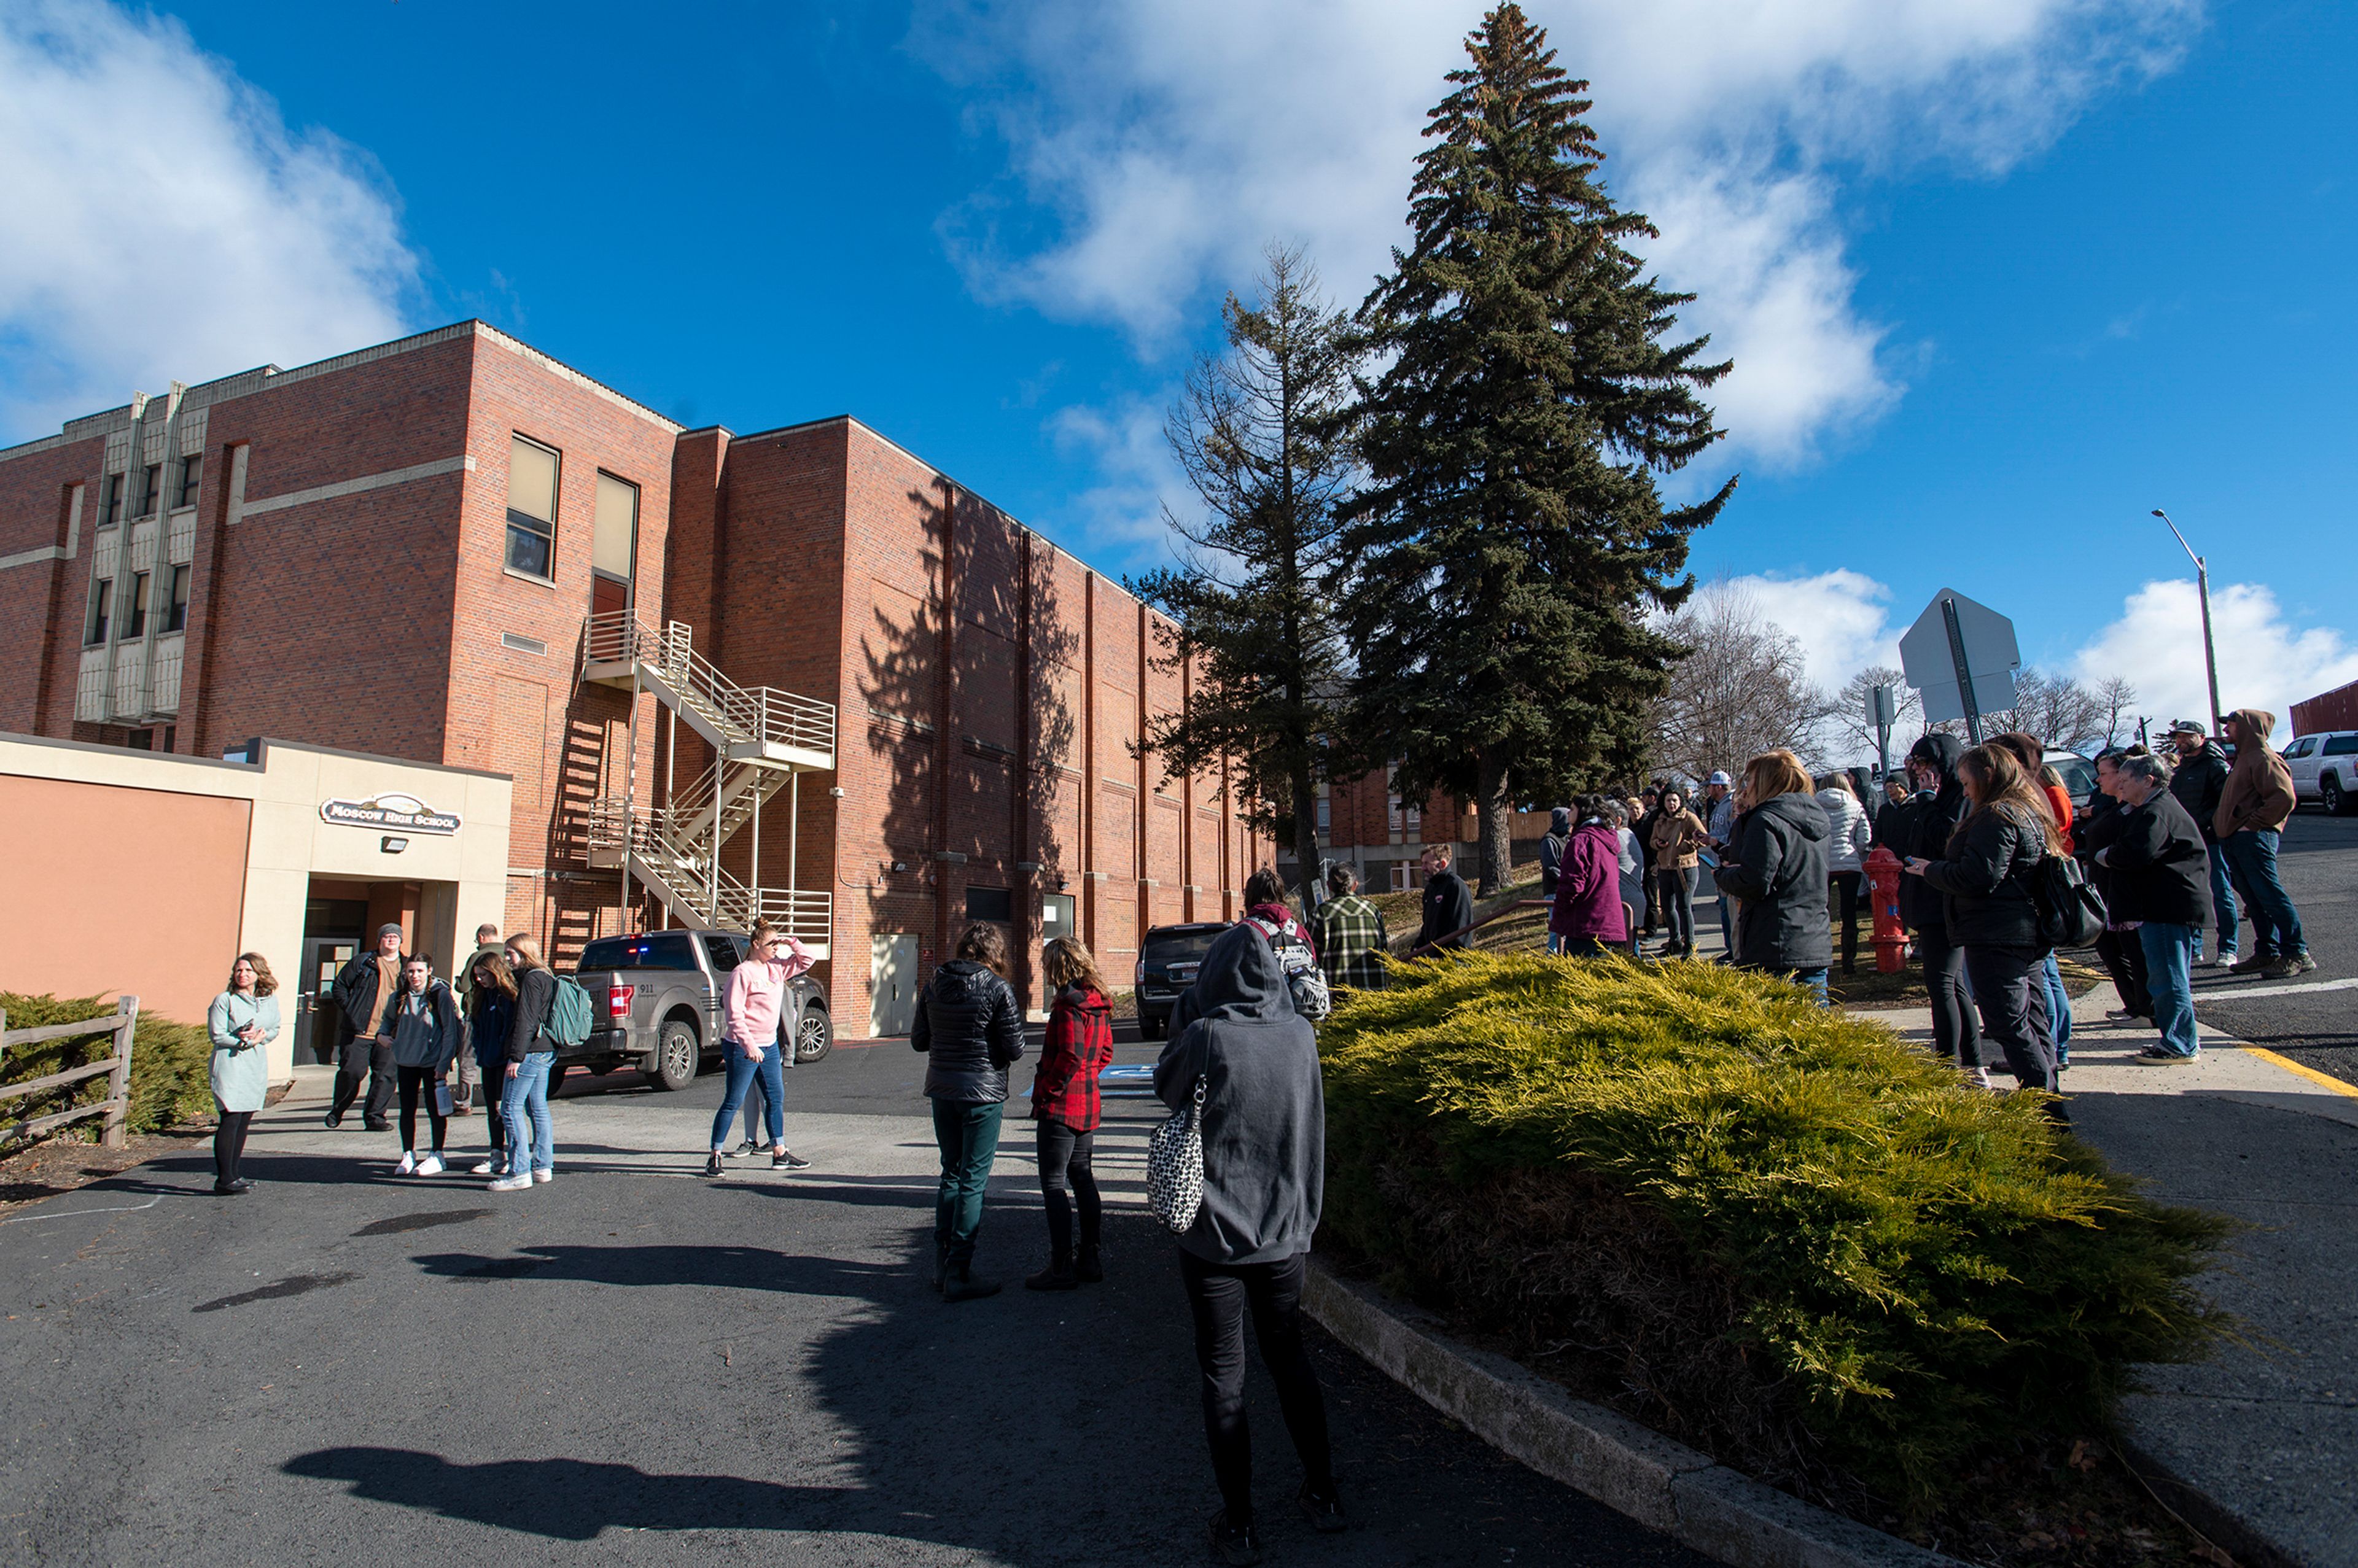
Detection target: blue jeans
<box><xmin>2138</xmin><ymin>922</ymin><xmax>2199</xmax><ymax>1057</ymax></box>
<box><xmin>2203</xmin><ymin>842</ymin><xmax>2239</xmax><ymax>957</ymax></box>
<box><xmin>2220</xmin><ymin>829</ymin><xmax>2305</xmax><ymax>958</ymax></box>
<box><xmin>499</xmin><ymin>1052</ymin><xmax>554</xmax><ymax>1173</ymax></box>
<box><xmin>711</xmin><ymin>1039</ymin><xmax>784</xmax><ymax>1150</ymax></box>
<box><xmin>2041</xmin><ymin>953</ymin><xmax>2072</xmax><ymax>1067</ymax></box>
<box><xmin>1790</xmin><ymin>967</ymin><xmax>1830</xmax><ymax>1004</ymax></box>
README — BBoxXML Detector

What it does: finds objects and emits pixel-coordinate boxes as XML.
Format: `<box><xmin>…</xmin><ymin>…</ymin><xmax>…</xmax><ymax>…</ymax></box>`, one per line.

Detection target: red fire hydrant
<box><xmin>1866</xmin><ymin>845</ymin><xmax>1907</xmax><ymax>973</ymax></box>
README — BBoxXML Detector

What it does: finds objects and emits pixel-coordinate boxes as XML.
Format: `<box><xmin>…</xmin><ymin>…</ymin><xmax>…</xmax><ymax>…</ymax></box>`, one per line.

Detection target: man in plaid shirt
<box><xmin>1311</xmin><ymin>863</ymin><xmax>1389</xmax><ymax>991</ymax></box>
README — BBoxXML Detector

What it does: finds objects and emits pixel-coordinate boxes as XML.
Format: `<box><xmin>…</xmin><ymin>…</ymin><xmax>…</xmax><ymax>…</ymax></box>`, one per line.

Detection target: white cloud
<box><xmin>1043</xmin><ymin>396</ymin><xmax>1193</xmax><ymax>559</ymax></box>
<box><xmin>924</xmin><ymin>0</ymin><xmax>2195</xmax><ymax>470</ymax></box>
<box><xmin>0</xmin><ymin>0</ymin><xmax>420</xmax><ymax>441</ymax></box>
<box><xmin>2070</xmin><ymin>580</ymin><xmax>2358</xmax><ymax>744</ymax></box>
<box><xmin>1718</xmin><ymin>569</ymin><xmax>1901</xmax><ymax>689</ymax></box>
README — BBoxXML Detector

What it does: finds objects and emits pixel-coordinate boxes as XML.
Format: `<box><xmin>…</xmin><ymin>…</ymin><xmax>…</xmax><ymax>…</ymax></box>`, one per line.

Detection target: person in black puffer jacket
<box><xmin>1907</xmin><ymin>743</ymin><xmax>2064</xmax><ymax>1117</ymax></box>
<box><xmin>912</xmin><ymin>922</ymin><xmax>1027</xmax><ymax>1301</ymax></box>
<box><xmin>2077</xmin><ymin>750</ymin><xmax>2152</xmax><ymax>1024</ymax></box>
<box><xmin>1710</xmin><ymin>750</ymin><xmax>1834</xmax><ymax>997</ymax></box>
<box><xmin>2096</xmin><ymin>750</ymin><xmax>2214</xmax><ymax>1064</ymax></box>
<box><xmin>1897</xmin><ymin>734</ymin><xmax>1985</xmax><ymax>1081</ymax></box>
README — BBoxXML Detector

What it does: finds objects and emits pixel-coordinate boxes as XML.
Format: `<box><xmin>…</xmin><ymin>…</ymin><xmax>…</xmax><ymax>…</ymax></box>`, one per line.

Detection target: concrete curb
<box><xmin>1302</xmin><ymin>1265</ymin><xmax>1961</xmax><ymax>1568</ymax></box>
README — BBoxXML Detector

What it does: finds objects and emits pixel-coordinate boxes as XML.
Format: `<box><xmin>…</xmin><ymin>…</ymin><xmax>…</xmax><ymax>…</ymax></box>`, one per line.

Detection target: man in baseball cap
<box><xmin>2163</xmin><ymin>720</ymin><xmax>2239</xmax><ymax>966</ymax></box>
<box><xmin>327</xmin><ymin>923</ymin><xmax>408</xmax><ymax>1129</ymax></box>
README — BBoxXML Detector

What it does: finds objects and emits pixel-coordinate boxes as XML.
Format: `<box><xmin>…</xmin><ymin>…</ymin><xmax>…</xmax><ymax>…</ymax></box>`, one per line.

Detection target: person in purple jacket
<box><xmin>1548</xmin><ymin>796</ymin><xmax>1630</xmax><ymax>958</ymax></box>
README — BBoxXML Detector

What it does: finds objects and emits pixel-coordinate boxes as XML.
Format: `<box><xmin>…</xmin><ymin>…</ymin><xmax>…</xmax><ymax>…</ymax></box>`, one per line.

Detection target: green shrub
<box><xmin>1318</xmin><ymin>952</ymin><xmax>2232</xmax><ymax>1508</ymax></box>
<box><xmin>1</xmin><ymin>992</ymin><xmax>217</xmax><ymax>1144</ymax></box>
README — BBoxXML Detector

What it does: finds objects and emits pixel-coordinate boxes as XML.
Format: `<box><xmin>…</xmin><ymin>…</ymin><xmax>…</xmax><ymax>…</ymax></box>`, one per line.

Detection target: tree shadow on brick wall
<box><xmin>858</xmin><ymin>480</ymin><xmax>1077</xmax><ymax>1009</ymax></box>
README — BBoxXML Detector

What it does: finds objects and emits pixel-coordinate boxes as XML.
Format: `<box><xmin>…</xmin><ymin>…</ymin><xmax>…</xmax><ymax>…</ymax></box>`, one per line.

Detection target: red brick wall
<box><xmin>0</xmin><ymin>439</ymin><xmax>100</xmax><ymax>735</ymax></box>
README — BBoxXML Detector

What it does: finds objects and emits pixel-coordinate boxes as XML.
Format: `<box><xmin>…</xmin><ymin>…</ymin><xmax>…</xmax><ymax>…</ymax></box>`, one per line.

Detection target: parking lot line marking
<box><xmin>2243</xmin><ymin>1046</ymin><xmax>2358</xmax><ymax>1101</ymax></box>
<box><xmin>1</xmin><ymin>1195</ymin><xmax>165</xmax><ymax>1225</ymax></box>
<box><xmin>2195</xmin><ymin>976</ymin><xmax>2358</xmax><ymax>1003</ymax></box>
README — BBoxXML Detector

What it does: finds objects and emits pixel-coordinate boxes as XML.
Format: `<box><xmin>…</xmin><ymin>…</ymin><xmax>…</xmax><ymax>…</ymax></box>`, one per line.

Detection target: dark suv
<box><xmin>568</xmin><ymin>930</ymin><xmax>831</xmax><ymax>1091</ymax></box>
<box><xmin>1133</xmin><ymin>922</ymin><xmax>1230</xmax><ymax>1039</ymax></box>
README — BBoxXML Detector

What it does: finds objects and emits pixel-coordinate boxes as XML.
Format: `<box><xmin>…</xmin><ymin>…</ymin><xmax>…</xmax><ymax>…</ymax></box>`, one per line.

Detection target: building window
<box><xmin>125</xmin><ymin>729</ymin><xmax>155</xmax><ymax>751</ymax></box>
<box><xmin>166</xmin><ymin>565</ymin><xmax>190</xmax><ymax>633</ymax></box>
<box><xmin>136</xmin><ymin>464</ymin><xmax>161</xmax><ymax>519</ymax></box>
<box><xmin>103</xmin><ymin>475</ymin><xmax>123</xmax><ymax>527</ymax></box>
<box><xmin>176</xmin><ymin>454</ymin><xmax>203</xmax><ymax>509</ymax></box>
<box><xmin>126</xmin><ymin>572</ymin><xmax>150</xmax><ymax>638</ymax></box>
<box><xmin>505</xmin><ymin>435</ymin><xmax>560</xmax><ymax>580</ymax></box>
<box><xmin>1314</xmin><ymin>796</ymin><xmax>1331</xmax><ymax>844</ymax></box>
<box><xmin>965</xmin><ymin>887</ymin><xmax>1014</xmax><ymax>923</ymax></box>
<box><xmin>593</xmin><ymin>472</ymin><xmax>638</xmax><ymax>597</ymax></box>
<box><xmin>85</xmin><ymin>578</ymin><xmax>112</xmax><ymax>646</ymax></box>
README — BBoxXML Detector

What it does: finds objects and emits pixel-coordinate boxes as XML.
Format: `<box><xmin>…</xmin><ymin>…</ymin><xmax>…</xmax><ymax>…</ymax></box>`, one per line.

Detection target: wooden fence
<box><xmin>0</xmin><ymin>995</ymin><xmax>141</xmax><ymax>1150</ymax></box>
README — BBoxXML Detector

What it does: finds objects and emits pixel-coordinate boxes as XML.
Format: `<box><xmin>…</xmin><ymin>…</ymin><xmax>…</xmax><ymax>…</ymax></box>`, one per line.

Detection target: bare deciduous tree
<box><xmin>1976</xmin><ymin>667</ymin><xmax>2115</xmax><ymax>753</ymax></box>
<box><xmin>1649</xmin><ymin>582</ymin><xmax>1833</xmax><ymax>786</ymax></box>
<box><xmin>1827</xmin><ymin>664</ymin><xmax>1924</xmax><ymax>766</ymax></box>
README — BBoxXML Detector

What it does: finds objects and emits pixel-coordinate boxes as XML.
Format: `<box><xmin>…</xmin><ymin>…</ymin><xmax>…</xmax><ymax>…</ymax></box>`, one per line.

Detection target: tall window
<box><xmin>176</xmin><ymin>454</ymin><xmax>203</xmax><ymax>509</ymax></box>
<box><xmin>126</xmin><ymin>572</ymin><xmax>150</xmax><ymax>638</ymax></box>
<box><xmin>591</xmin><ymin>472</ymin><xmax>638</xmax><ymax>615</ymax></box>
<box><xmin>85</xmin><ymin>578</ymin><xmax>112</xmax><ymax>646</ymax></box>
<box><xmin>137</xmin><ymin>464</ymin><xmax>161</xmax><ymax>518</ymax></box>
<box><xmin>166</xmin><ymin>565</ymin><xmax>190</xmax><ymax>633</ymax></box>
<box><xmin>505</xmin><ymin>435</ymin><xmax>559</xmax><ymax>580</ymax></box>
<box><xmin>103</xmin><ymin>475</ymin><xmax>123</xmax><ymax>527</ymax></box>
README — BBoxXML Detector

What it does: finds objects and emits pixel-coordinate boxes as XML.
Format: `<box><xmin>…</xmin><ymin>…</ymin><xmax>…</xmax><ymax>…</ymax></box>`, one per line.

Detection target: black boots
<box><xmin>943</xmin><ymin>1261</ymin><xmax>1001</xmax><ymax>1303</ymax></box>
<box><xmin>1074</xmin><ymin>1244</ymin><xmax>1103</xmax><ymax>1284</ymax></box>
<box><xmin>932</xmin><ymin>1243</ymin><xmax>949</xmax><ymax>1294</ymax></box>
<box><xmin>1025</xmin><ymin>1251</ymin><xmax>1078</xmax><ymax>1291</ymax></box>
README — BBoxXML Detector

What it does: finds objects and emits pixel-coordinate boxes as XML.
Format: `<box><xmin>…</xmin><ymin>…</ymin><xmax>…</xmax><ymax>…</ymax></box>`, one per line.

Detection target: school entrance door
<box><xmin>870</xmin><ymin>934</ymin><xmax>918</xmax><ymax>1036</ymax></box>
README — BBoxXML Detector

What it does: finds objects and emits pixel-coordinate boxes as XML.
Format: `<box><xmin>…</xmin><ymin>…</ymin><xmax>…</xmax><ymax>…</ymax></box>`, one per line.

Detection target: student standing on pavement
<box><xmin>448</xmin><ymin>922</ymin><xmax>504</xmax><ymax>1117</ymax></box>
<box><xmin>1714</xmin><ymin>753</ymin><xmax>1835</xmax><ymax>999</ymax></box>
<box><xmin>1816</xmin><ymin>774</ymin><xmax>1873</xmax><ymax>976</ymax></box>
<box><xmin>1701</xmin><ymin>772</ymin><xmax>1739</xmax><ymax>955</ymax></box>
<box><xmin>1547</xmin><ymin>796</ymin><xmax>1628</xmax><ymax>957</ymax></box>
<box><xmin>1024</xmin><ymin>937</ymin><xmax>1113</xmax><ymax>1292</ymax></box>
<box><xmin>2080</xmin><ymin>750</ymin><xmax>2154</xmax><ymax>1025</ymax></box>
<box><xmin>912</xmin><ymin>922</ymin><xmax>1027</xmax><ymax>1302</ymax></box>
<box><xmin>1154</xmin><ymin>919</ymin><xmax>1344</xmax><ymax>1564</ymax></box>
<box><xmin>2215</xmin><ymin>708</ymin><xmax>2313</xmax><ymax>978</ymax></box>
<box><xmin>1414</xmin><ymin>842</ymin><xmax>1473</xmax><ymax>953</ymax></box>
<box><xmin>1900</xmin><ymin>735</ymin><xmax>1987</xmax><ymax>1086</ymax></box>
<box><xmin>1610</xmin><ymin>799</ymin><xmax>1645</xmax><ymax>956</ymax></box>
<box><xmin>1648</xmin><ymin>787</ymin><xmax>1708</xmax><ymax>959</ymax></box>
<box><xmin>704</xmin><ymin>921</ymin><xmax>817</xmax><ymax>1178</ymax></box>
<box><xmin>490</xmin><ymin>936</ymin><xmax>558</xmax><ymax>1193</ymax></box>
<box><xmin>385</xmin><ymin>955</ymin><xmax>463</xmax><ymax>1176</ymax></box>
<box><xmin>464</xmin><ymin>952</ymin><xmax>518</xmax><ymax>1177</ymax></box>
<box><xmin>325</xmin><ymin>923</ymin><xmax>405</xmax><ymax>1130</ymax></box>
<box><xmin>1906</xmin><ymin>744</ymin><xmax>2065</xmax><ymax>1119</ymax></box>
<box><xmin>2164</xmin><ymin>720</ymin><xmax>2238</xmax><ymax>966</ymax></box>
<box><xmin>206</xmin><ymin>953</ymin><xmax>281</xmax><ymax>1195</ymax></box>
<box><xmin>1992</xmin><ymin>732</ymin><xmax>2076</xmax><ymax>1071</ymax></box>
<box><xmin>1309</xmin><ymin>863</ymin><xmax>1388</xmax><ymax>992</ymax></box>
<box><xmin>1633</xmin><ymin>785</ymin><xmax>1663</xmax><ymax>937</ymax></box>
<box><xmin>2095</xmin><ymin>752</ymin><xmax>2214</xmax><ymax>1063</ymax></box>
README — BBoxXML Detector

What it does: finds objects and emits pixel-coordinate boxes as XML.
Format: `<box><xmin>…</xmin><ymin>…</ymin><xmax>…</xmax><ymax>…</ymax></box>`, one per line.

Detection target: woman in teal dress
<box><xmin>206</xmin><ymin>953</ymin><xmax>281</xmax><ymax>1195</ymax></box>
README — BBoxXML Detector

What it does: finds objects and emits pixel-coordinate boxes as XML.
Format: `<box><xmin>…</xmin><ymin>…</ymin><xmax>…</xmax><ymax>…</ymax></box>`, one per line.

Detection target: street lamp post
<box><xmin>2153</xmin><ymin>509</ymin><xmax>2224</xmax><ymax>727</ymax></box>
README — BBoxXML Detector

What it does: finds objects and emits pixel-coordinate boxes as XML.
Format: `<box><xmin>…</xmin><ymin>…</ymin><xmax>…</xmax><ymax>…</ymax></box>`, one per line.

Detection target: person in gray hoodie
<box><xmin>1157</xmin><ymin>923</ymin><xmax>1342</xmax><ymax>1563</ymax></box>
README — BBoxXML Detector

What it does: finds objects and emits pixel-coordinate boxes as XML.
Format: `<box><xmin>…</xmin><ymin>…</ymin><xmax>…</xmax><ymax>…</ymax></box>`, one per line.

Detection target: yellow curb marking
<box><xmin>2243</xmin><ymin>1046</ymin><xmax>2358</xmax><ymax>1101</ymax></box>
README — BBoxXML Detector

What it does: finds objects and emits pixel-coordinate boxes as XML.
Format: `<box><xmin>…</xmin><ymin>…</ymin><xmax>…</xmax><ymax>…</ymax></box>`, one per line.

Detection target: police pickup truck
<box><xmin>567</xmin><ymin>930</ymin><xmax>832</xmax><ymax>1092</ymax></box>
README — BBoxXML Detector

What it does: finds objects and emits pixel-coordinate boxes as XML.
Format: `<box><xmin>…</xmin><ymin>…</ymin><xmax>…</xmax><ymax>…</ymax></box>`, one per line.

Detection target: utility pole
<box><xmin>2153</xmin><ymin>510</ymin><xmax>2224</xmax><ymax>726</ymax></box>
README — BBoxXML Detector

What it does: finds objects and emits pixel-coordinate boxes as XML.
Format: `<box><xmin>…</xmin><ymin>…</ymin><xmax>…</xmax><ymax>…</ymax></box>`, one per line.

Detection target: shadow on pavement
<box><xmin>281</xmin><ymin>1450</ymin><xmax>852</xmax><ymax>1539</ymax></box>
<box><xmin>411</xmin><ymin>1243</ymin><xmax>903</xmax><ymax>1295</ymax></box>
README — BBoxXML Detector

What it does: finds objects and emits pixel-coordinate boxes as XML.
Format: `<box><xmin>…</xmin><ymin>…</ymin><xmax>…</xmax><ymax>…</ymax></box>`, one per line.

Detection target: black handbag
<box><xmin>2029</xmin><ymin>853</ymin><xmax>2107</xmax><ymax>950</ymax></box>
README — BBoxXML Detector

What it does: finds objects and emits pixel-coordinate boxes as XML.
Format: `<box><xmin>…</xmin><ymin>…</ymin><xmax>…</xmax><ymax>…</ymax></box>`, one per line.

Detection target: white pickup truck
<box><xmin>2282</xmin><ymin>731</ymin><xmax>2358</xmax><ymax>816</ymax></box>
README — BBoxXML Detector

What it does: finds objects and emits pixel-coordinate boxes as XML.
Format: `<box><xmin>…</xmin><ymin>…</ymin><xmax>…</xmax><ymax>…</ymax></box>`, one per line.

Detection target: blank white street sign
<box><xmin>1899</xmin><ymin>588</ymin><xmax>2020</xmax><ymax>726</ymax></box>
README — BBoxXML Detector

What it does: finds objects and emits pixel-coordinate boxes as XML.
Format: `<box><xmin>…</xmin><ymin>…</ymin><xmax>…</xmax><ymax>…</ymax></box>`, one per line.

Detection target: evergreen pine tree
<box><xmin>1340</xmin><ymin>3</ymin><xmax>1736</xmax><ymax>894</ymax></box>
<box><xmin>1130</xmin><ymin>246</ymin><xmax>1362</xmax><ymax>898</ymax></box>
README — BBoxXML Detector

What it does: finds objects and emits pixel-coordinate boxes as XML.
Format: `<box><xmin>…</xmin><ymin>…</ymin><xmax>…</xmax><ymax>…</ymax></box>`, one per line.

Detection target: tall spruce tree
<box><xmin>1340</xmin><ymin>3</ymin><xmax>1736</xmax><ymax>894</ymax></box>
<box><xmin>1129</xmin><ymin>246</ymin><xmax>1361</xmax><ymax>897</ymax></box>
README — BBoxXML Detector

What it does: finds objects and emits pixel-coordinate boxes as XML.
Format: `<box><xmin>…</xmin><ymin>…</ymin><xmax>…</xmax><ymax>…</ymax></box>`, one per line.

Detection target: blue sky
<box><xmin>4</xmin><ymin>0</ymin><xmax>2354</xmax><ymax>751</ymax></box>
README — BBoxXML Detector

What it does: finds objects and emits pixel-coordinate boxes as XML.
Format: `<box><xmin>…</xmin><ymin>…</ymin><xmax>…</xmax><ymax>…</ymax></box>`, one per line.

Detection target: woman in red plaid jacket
<box><xmin>1025</xmin><ymin>936</ymin><xmax>1115</xmax><ymax>1290</ymax></box>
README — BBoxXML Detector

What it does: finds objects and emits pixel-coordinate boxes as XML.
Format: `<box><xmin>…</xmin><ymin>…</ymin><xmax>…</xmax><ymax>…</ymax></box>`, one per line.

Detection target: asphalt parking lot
<box><xmin>2185</xmin><ymin>807</ymin><xmax>2358</xmax><ymax>1085</ymax></box>
<box><xmin>0</xmin><ymin>1021</ymin><xmax>1711</xmax><ymax>1567</ymax></box>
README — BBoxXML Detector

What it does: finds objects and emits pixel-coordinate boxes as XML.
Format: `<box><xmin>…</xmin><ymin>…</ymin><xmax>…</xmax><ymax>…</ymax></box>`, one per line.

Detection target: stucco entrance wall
<box><xmin>0</xmin><ymin>734</ymin><xmax>510</xmax><ymax>1081</ymax></box>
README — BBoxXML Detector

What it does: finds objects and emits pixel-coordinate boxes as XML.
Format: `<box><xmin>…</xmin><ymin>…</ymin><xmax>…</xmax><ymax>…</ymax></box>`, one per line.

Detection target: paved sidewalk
<box><xmin>1860</xmin><ymin>982</ymin><xmax>2358</xmax><ymax>1567</ymax></box>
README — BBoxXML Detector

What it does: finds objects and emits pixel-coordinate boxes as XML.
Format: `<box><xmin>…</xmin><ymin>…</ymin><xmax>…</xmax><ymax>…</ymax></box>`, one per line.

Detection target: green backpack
<box><xmin>547</xmin><ymin>974</ymin><xmax>594</xmax><ymax>1048</ymax></box>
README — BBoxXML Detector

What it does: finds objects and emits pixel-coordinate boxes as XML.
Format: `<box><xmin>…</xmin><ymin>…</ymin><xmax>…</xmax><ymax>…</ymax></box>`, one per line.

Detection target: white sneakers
<box><xmin>395</xmin><ymin>1151</ymin><xmax>451</xmax><ymax>1176</ymax></box>
<box><xmin>414</xmin><ymin>1153</ymin><xmax>446</xmax><ymax>1177</ymax></box>
<box><xmin>394</xmin><ymin>1151</ymin><xmax>418</xmax><ymax>1176</ymax></box>
<box><xmin>531</xmin><ymin>1169</ymin><xmax>551</xmax><ymax>1184</ymax></box>
<box><xmin>486</xmin><ymin>1173</ymin><xmax>532</xmax><ymax>1192</ymax></box>
<box><xmin>472</xmin><ymin>1160</ymin><xmax>500</xmax><ymax>1177</ymax></box>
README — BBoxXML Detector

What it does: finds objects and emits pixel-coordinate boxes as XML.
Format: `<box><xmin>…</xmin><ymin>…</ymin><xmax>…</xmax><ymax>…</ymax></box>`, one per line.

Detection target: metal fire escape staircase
<box><xmin>580</xmin><ymin>611</ymin><xmax>835</xmax><ymax>957</ymax></box>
